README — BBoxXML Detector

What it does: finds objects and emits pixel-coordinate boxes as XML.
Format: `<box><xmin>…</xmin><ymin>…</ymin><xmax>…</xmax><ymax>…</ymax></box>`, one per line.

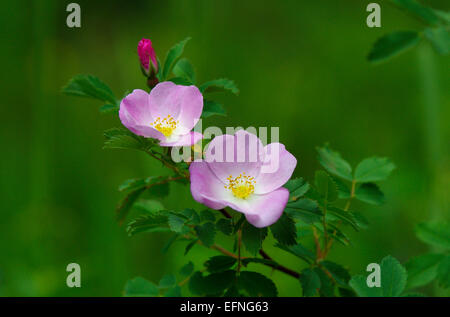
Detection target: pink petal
<box><xmin>205</xmin><ymin>130</ymin><xmax>264</xmax><ymax>183</ymax></box>
<box><xmin>254</xmin><ymin>143</ymin><xmax>297</xmax><ymax>194</ymax></box>
<box><xmin>159</xmin><ymin>131</ymin><xmax>203</xmax><ymax>147</ymax></box>
<box><xmin>176</xmin><ymin>85</ymin><xmax>203</xmax><ymax>133</ymax></box>
<box><xmin>244</xmin><ymin>188</ymin><xmax>289</xmax><ymax>228</ymax></box>
<box><xmin>119</xmin><ymin>89</ymin><xmax>164</xmax><ymax>139</ymax></box>
<box><xmin>148</xmin><ymin>82</ymin><xmax>203</xmax><ymax>130</ymax></box>
<box><xmin>189</xmin><ymin>162</ymin><xmax>227</xmax><ymax>210</ymax></box>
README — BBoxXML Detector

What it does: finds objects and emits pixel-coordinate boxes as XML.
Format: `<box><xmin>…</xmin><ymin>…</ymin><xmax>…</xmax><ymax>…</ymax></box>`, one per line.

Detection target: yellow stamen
<box><xmin>224</xmin><ymin>172</ymin><xmax>256</xmax><ymax>199</ymax></box>
<box><xmin>150</xmin><ymin>114</ymin><xmax>178</xmax><ymax>137</ymax></box>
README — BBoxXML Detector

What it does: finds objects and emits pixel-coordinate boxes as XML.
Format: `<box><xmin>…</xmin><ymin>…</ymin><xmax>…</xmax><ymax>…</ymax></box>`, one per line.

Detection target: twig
<box><xmin>259</xmin><ymin>249</ymin><xmax>300</xmax><ymax>279</ymax></box>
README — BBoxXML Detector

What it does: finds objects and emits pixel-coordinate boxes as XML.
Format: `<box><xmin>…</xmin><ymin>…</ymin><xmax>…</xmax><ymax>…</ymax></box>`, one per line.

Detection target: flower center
<box><xmin>225</xmin><ymin>172</ymin><xmax>256</xmax><ymax>199</ymax></box>
<box><xmin>150</xmin><ymin>115</ymin><xmax>178</xmax><ymax>137</ymax></box>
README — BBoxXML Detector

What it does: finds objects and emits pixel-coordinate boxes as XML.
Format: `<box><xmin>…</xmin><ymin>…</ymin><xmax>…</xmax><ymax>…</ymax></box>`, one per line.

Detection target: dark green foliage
<box><xmin>188</xmin><ymin>270</ymin><xmax>236</xmax><ymax>296</ymax></box>
<box><xmin>367</xmin><ymin>31</ymin><xmax>420</xmax><ymax>64</ymax></box>
<box><xmin>299</xmin><ymin>268</ymin><xmax>320</xmax><ymax>297</ymax></box>
<box><xmin>415</xmin><ymin>222</ymin><xmax>450</xmax><ymax>249</ymax></box>
<box><xmin>241</xmin><ymin>221</ymin><xmax>268</xmax><ymax>255</ymax></box>
<box><xmin>216</xmin><ymin>218</ymin><xmax>233</xmax><ymax>235</ymax></box>
<box><xmin>204</xmin><ymin>256</ymin><xmax>237</xmax><ymax>273</ymax></box>
<box><xmin>355</xmin><ymin>183</ymin><xmax>385</xmax><ymax>205</ymax></box>
<box><xmin>202</xmin><ymin>100</ymin><xmax>226</xmax><ymax>118</ymax></box>
<box><xmin>124</xmin><ymin>277</ymin><xmax>159</xmax><ymax>297</ymax></box>
<box><xmin>270</xmin><ymin>214</ymin><xmax>297</xmax><ymax>246</ymax></box>
<box><xmin>62</xmin><ymin>74</ymin><xmax>117</xmax><ymax>105</ymax></box>
<box><xmin>161</xmin><ymin>37</ymin><xmax>191</xmax><ymax>80</ymax></box>
<box><xmin>199</xmin><ymin>78</ymin><xmax>239</xmax><ymax>95</ymax></box>
<box><xmin>238</xmin><ymin>272</ymin><xmax>277</xmax><ymax>297</ymax></box>
<box><xmin>194</xmin><ymin>222</ymin><xmax>216</xmax><ymax>247</ymax></box>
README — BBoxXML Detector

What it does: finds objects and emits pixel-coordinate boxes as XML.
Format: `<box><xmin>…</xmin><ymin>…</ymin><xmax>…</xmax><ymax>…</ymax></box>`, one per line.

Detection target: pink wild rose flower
<box><xmin>137</xmin><ymin>38</ymin><xmax>158</xmax><ymax>75</ymax></box>
<box><xmin>119</xmin><ymin>82</ymin><xmax>203</xmax><ymax>146</ymax></box>
<box><xmin>189</xmin><ymin>130</ymin><xmax>297</xmax><ymax>227</ymax></box>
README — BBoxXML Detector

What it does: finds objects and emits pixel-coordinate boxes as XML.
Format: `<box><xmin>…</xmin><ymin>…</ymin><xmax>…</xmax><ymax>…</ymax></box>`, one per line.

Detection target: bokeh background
<box><xmin>1</xmin><ymin>0</ymin><xmax>449</xmax><ymax>296</ymax></box>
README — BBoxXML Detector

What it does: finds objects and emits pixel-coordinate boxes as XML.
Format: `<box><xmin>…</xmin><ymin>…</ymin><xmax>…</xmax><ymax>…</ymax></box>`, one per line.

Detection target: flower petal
<box><xmin>160</xmin><ymin>131</ymin><xmax>203</xmax><ymax>147</ymax></box>
<box><xmin>120</xmin><ymin>89</ymin><xmax>166</xmax><ymax>138</ymax></box>
<box><xmin>205</xmin><ymin>130</ymin><xmax>264</xmax><ymax>183</ymax></box>
<box><xmin>176</xmin><ymin>85</ymin><xmax>203</xmax><ymax>133</ymax></box>
<box><xmin>119</xmin><ymin>89</ymin><xmax>152</xmax><ymax>125</ymax></box>
<box><xmin>244</xmin><ymin>188</ymin><xmax>289</xmax><ymax>228</ymax></box>
<box><xmin>148</xmin><ymin>82</ymin><xmax>202</xmax><ymax>128</ymax></box>
<box><xmin>189</xmin><ymin>161</ymin><xmax>227</xmax><ymax>210</ymax></box>
<box><xmin>148</xmin><ymin>81</ymin><xmax>182</xmax><ymax>119</ymax></box>
<box><xmin>254</xmin><ymin>143</ymin><xmax>297</xmax><ymax>194</ymax></box>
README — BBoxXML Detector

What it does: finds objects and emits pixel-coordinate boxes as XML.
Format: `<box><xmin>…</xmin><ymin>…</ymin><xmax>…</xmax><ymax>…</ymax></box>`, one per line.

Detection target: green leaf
<box><xmin>354</xmin><ymin>157</ymin><xmax>396</xmax><ymax>182</ymax></box>
<box><xmin>314</xmin><ymin>267</ymin><xmax>335</xmax><ymax>297</ymax></box>
<box><xmin>161</xmin><ymin>234</ymin><xmax>179</xmax><ymax>253</ymax></box>
<box><xmin>350</xmin><ymin>255</ymin><xmax>407</xmax><ymax>297</ymax></box>
<box><xmin>437</xmin><ymin>255</ymin><xmax>450</xmax><ymax>289</ymax></box>
<box><xmin>270</xmin><ymin>214</ymin><xmax>297</xmax><ymax>246</ymax></box>
<box><xmin>172</xmin><ymin>58</ymin><xmax>196</xmax><ymax>83</ymax></box>
<box><xmin>349</xmin><ymin>275</ymin><xmax>383</xmax><ymax>297</ymax></box>
<box><xmin>188</xmin><ymin>270</ymin><xmax>235</xmax><ymax>295</ymax></box>
<box><xmin>415</xmin><ymin>222</ymin><xmax>450</xmax><ymax>249</ymax></box>
<box><xmin>159</xmin><ymin>274</ymin><xmax>176</xmax><ymax>288</ymax></box>
<box><xmin>194</xmin><ymin>222</ymin><xmax>216</xmax><ymax>247</ymax></box>
<box><xmin>238</xmin><ymin>271</ymin><xmax>277</xmax><ymax>297</ymax></box>
<box><xmin>116</xmin><ymin>187</ymin><xmax>147</xmax><ymax>225</ymax></box>
<box><xmin>241</xmin><ymin>222</ymin><xmax>268</xmax><ymax>255</ymax></box>
<box><xmin>216</xmin><ymin>218</ymin><xmax>233</xmax><ymax>235</ymax></box>
<box><xmin>103</xmin><ymin>127</ymin><xmax>154</xmax><ymax>151</ymax></box>
<box><xmin>425</xmin><ymin>27</ymin><xmax>450</xmax><ymax>55</ymax></box>
<box><xmin>179</xmin><ymin>261</ymin><xmax>194</xmax><ymax>277</ymax></box>
<box><xmin>124</xmin><ymin>277</ymin><xmax>159</xmax><ymax>297</ymax></box>
<box><xmin>368</xmin><ymin>31</ymin><xmax>421</xmax><ymax>64</ymax></box>
<box><xmin>99</xmin><ymin>103</ymin><xmax>119</xmax><ymax>114</ymax></box>
<box><xmin>316</xmin><ymin>145</ymin><xmax>352</xmax><ymax>181</ymax></box>
<box><xmin>177</xmin><ymin>208</ymin><xmax>201</xmax><ymax>225</ymax></box>
<box><xmin>204</xmin><ymin>256</ymin><xmax>237</xmax><ymax>273</ymax></box>
<box><xmin>355</xmin><ymin>183</ymin><xmax>385</xmax><ymax>205</ymax></box>
<box><xmin>405</xmin><ymin>253</ymin><xmax>444</xmax><ymax>289</ymax></box>
<box><xmin>391</xmin><ymin>0</ymin><xmax>440</xmax><ymax>26</ymax></box>
<box><xmin>332</xmin><ymin>176</ymin><xmax>351</xmax><ymax>199</ymax></box>
<box><xmin>133</xmin><ymin>199</ymin><xmax>165</xmax><ymax>214</ymax></box>
<box><xmin>168</xmin><ymin>214</ymin><xmax>189</xmax><ymax>233</ymax></box>
<box><xmin>327</xmin><ymin>206</ymin><xmax>360</xmax><ymax>231</ymax></box>
<box><xmin>380</xmin><ymin>255</ymin><xmax>407</xmax><ymax>296</ymax></box>
<box><xmin>284</xmin><ymin>177</ymin><xmax>310</xmax><ymax>201</ymax></box>
<box><xmin>315</xmin><ymin>171</ymin><xmax>338</xmax><ymax>202</ymax></box>
<box><xmin>285</xmin><ymin>198</ymin><xmax>322</xmax><ymax>224</ymax></box>
<box><xmin>199</xmin><ymin>78</ymin><xmax>239</xmax><ymax>95</ymax></box>
<box><xmin>313</xmin><ymin>223</ymin><xmax>351</xmax><ymax>246</ymax></box>
<box><xmin>118</xmin><ymin>175</ymin><xmax>169</xmax><ymax>193</ymax></box>
<box><xmin>126</xmin><ymin>213</ymin><xmax>169</xmax><ymax>236</ymax></box>
<box><xmin>184</xmin><ymin>239</ymin><xmax>198</xmax><ymax>255</ymax></box>
<box><xmin>116</xmin><ymin>176</ymin><xmax>171</xmax><ymax>223</ymax></box>
<box><xmin>275</xmin><ymin>243</ymin><xmax>315</xmax><ymax>264</ymax></box>
<box><xmin>200</xmin><ymin>209</ymin><xmax>216</xmax><ymax>222</ymax></box>
<box><xmin>162</xmin><ymin>37</ymin><xmax>191</xmax><ymax>80</ymax></box>
<box><xmin>201</xmin><ymin>100</ymin><xmax>226</xmax><ymax>118</ymax></box>
<box><xmin>321</xmin><ymin>261</ymin><xmax>351</xmax><ymax>287</ymax></box>
<box><xmin>62</xmin><ymin>74</ymin><xmax>117</xmax><ymax>104</ymax></box>
<box><xmin>299</xmin><ymin>268</ymin><xmax>321</xmax><ymax>297</ymax></box>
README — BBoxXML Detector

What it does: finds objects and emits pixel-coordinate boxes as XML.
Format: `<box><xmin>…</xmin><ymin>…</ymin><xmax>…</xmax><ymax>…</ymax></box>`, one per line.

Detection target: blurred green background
<box><xmin>1</xmin><ymin>0</ymin><xmax>448</xmax><ymax>296</ymax></box>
